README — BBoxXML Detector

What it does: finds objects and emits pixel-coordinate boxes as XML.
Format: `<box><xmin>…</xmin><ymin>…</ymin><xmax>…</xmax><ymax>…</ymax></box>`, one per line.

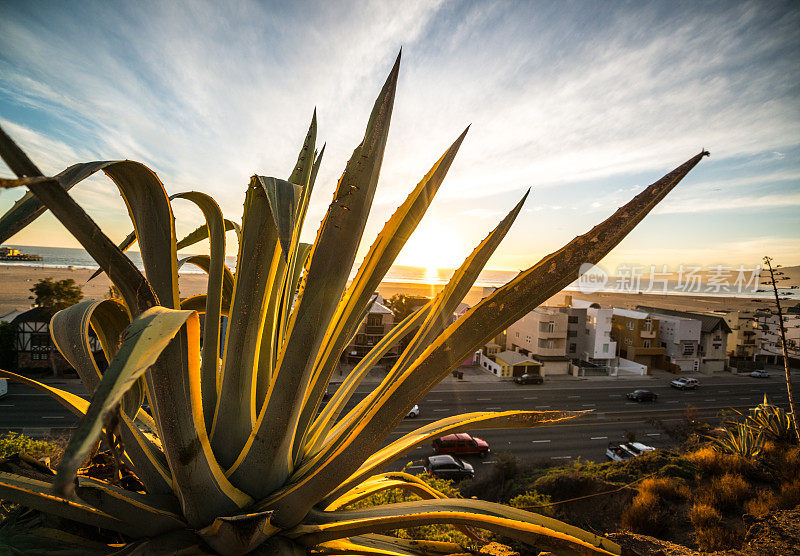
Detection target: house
<box><xmin>343</xmin><ymin>298</ymin><xmax>397</xmax><ymax>363</ymax></box>
<box><xmin>505</xmin><ymin>307</ymin><xmax>570</xmax><ymax>375</ymax></box>
<box><xmin>611</xmin><ymin>309</ymin><xmax>665</xmax><ymax>372</ymax></box>
<box><xmin>645</xmin><ymin>311</ymin><xmax>701</xmax><ymax>372</ymax></box>
<box><xmin>11</xmin><ymin>307</ymin><xmax>101</xmax><ymax>375</ymax></box>
<box><xmin>753</xmin><ymin>309</ymin><xmax>800</xmax><ymax>366</ymax></box>
<box><xmin>637</xmin><ymin>306</ymin><xmax>731</xmax><ymax>373</ymax></box>
<box><xmin>479</xmin><ymin>349</ymin><xmax>542</xmax><ymax>378</ymax></box>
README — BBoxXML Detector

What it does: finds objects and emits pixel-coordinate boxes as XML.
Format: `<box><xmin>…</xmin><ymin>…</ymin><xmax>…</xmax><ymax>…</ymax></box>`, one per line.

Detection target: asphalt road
<box><xmin>0</xmin><ymin>371</ymin><xmax>792</xmax><ymax>479</ymax></box>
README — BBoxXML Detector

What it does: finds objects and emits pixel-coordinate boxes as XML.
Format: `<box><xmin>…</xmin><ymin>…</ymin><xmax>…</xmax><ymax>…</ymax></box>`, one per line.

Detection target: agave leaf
<box><xmin>50</xmin><ymin>299</ymin><xmax>144</xmax><ymax>417</ymax></box>
<box><xmin>302</xmin><ymin>304</ymin><xmax>432</xmax><ymax>459</ymax></box>
<box><xmin>288</xmin><ymin>500</ymin><xmax>621</xmax><ymax>556</ymax></box>
<box><xmin>117</xmin><ymin>412</ymin><xmax>174</xmax><ymax>495</ymax></box>
<box><xmin>325</xmin><ymin>472</ymin><xmax>485</xmax><ymax>544</ymax></box>
<box><xmin>313</xmin><ymin>534</ymin><xmax>457</xmax><ymax>555</ymax></box>
<box><xmin>180</xmin><ymin>293</ymin><xmax>231</xmax><ymax>317</ymax></box>
<box><xmin>260</xmin><ymin>177</ymin><xmax>303</xmax><ymax>262</ymax></box>
<box><xmin>211</xmin><ymin>177</ymin><xmax>283</xmax><ymax>466</ymax></box>
<box><xmin>176</xmin><ymin>218</ymin><xmax>240</xmax><ymax>251</ymax></box>
<box><xmin>314</xmin><ymin>192</ymin><xmax>528</xmax><ymax>463</ymax></box>
<box><xmin>288</xmin><ymin>110</ymin><xmax>317</xmax><ymax>190</ymax></box>
<box><xmin>86</xmin><ymin>229</ymin><xmax>137</xmax><ymax>282</ymax></box>
<box><xmin>228</xmin><ymin>52</ymin><xmax>401</xmax><ymax>499</ymax></box>
<box><xmin>177</xmin><ymin>255</ymin><xmax>235</xmax><ymax>312</ymax></box>
<box><xmin>197</xmin><ymin>510</ymin><xmax>280</xmax><ymax>555</ymax></box>
<box><xmin>75</xmin><ymin>476</ymin><xmax>185</xmax><ymax>536</ymax></box>
<box><xmin>172</xmin><ymin>192</ymin><xmax>226</xmax><ymax>433</ymax></box>
<box><xmin>0</xmin><ymin>369</ymin><xmax>88</xmax><ymax>415</ymax></box>
<box><xmin>294</xmin><ymin>128</ymin><xmax>469</xmax><ymax>459</ymax></box>
<box><xmin>324</xmin><ymin>472</ymin><xmax>450</xmax><ymax>511</ymax></box>
<box><xmin>0</xmin><ymin>128</ymin><xmax>156</xmax><ymax>313</ymax></box>
<box><xmin>262</xmin><ymin>151</ymin><xmax>708</xmax><ymax>526</ymax></box>
<box><xmin>0</xmin><ymin>472</ymin><xmax>139</xmax><ymax>537</ymax></box>
<box><xmin>322</xmin><ymin>410</ymin><xmax>585</xmax><ymax>503</ymax></box>
<box><xmin>53</xmin><ymin>307</ymin><xmax>197</xmax><ymax>496</ymax></box>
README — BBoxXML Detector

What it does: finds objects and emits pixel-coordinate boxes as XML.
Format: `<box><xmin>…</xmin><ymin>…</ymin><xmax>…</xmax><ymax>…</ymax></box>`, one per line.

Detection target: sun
<box><xmin>396</xmin><ymin>218</ymin><xmax>465</xmax><ymax>273</ymax></box>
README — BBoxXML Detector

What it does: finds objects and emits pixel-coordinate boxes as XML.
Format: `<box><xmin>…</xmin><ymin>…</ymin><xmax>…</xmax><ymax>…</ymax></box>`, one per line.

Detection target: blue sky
<box><xmin>1</xmin><ymin>0</ymin><xmax>798</xmax><ymax>272</ymax></box>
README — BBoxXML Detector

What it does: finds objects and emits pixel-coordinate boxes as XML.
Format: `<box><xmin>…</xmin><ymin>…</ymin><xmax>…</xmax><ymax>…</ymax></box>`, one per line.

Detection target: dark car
<box><xmin>513</xmin><ymin>373</ymin><xmax>543</xmax><ymax>385</ymax></box>
<box><xmin>424</xmin><ymin>455</ymin><xmax>474</xmax><ymax>480</ymax></box>
<box><xmin>433</xmin><ymin>433</ymin><xmax>490</xmax><ymax>456</ymax></box>
<box><xmin>626</xmin><ymin>389</ymin><xmax>658</xmax><ymax>402</ymax></box>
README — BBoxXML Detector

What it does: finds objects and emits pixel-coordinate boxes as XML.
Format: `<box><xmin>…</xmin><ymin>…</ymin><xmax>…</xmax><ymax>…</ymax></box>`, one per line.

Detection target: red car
<box><xmin>432</xmin><ymin>433</ymin><xmax>490</xmax><ymax>457</ymax></box>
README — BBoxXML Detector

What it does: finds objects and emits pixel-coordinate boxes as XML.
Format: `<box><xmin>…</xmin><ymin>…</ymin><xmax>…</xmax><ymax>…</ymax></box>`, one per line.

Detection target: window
<box><xmin>682</xmin><ymin>343</ymin><xmax>694</xmax><ymax>355</ymax></box>
<box><xmin>643</xmin><ymin>340</ymin><xmax>651</xmax><ymax>348</ymax></box>
<box><xmin>515</xmin><ymin>331</ymin><xmax>520</xmax><ymax>338</ymax></box>
<box><xmin>567</xmin><ymin>330</ymin><xmax>577</xmax><ymax>338</ymax></box>
<box><xmin>644</xmin><ymin>319</ymin><xmax>652</xmax><ymax>332</ymax></box>
<box><xmin>539</xmin><ymin>321</ymin><xmax>555</xmax><ymax>333</ymax></box>
<box><xmin>627</xmin><ymin>322</ymin><xmax>634</xmax><ymax>330</ymax></box>
<box><xmin>625</xmin><ymin>338</ymin><xmax>632</xmax><ymax>345</ymax></box>
<box><xmin>31</xmin><ymin>333</ymin><xmax>50</xmax><ymax>348</ymax></box>
<box><xmin>569</xmin><ymin>343</ymin><xmax>577</xmax><ymax>353</ymax></box>
<box><xmin>538</xmin><ymin>339</ymin><xmax>554</xmax><ymax>349</ymax></box>
<box><xmin>604</xmin><ymin>331</ymin><xmax>610</xmax><ymax>337</ymax></box>
<box><xmin>602</xmin><ymin>344</ymin><xmax>609</xmax><ymax>353</ymax></box>
<box><xmin>568</xmin><ymin>316</ymin><xmax>579</xmax><ymax>324</ymax></box>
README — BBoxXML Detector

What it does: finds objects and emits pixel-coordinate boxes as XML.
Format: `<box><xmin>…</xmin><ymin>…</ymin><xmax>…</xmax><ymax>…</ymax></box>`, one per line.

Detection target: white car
<box><xmin>406</xmin><ymin>404</ymin><xmax>420</xmax><ymax>418</ymax></box>
<box><xmin>606</xmin><ymin>441</ymin><xmax>655</xmax><ymax>461</ymax></box>
<box><xmin>750</xmin><ymin>370</ymin><xmax>769</xmax><ymax>378</ymax></box>
<box><xmin>670</xmin><ymin>377</ymin><xmax>699</xmax><ymax>390</ymax></box>
<box><xmin>0</xmin><ymin>378</ymin><xmax>6</xmax><ymax>399</ymax></box>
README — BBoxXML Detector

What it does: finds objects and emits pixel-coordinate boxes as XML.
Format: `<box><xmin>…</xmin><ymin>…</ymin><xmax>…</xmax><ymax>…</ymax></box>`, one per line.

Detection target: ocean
<box><xmin>0</xmin><ymin>245</ymin><xmax>791</xmax><ymax>299</ymax></box>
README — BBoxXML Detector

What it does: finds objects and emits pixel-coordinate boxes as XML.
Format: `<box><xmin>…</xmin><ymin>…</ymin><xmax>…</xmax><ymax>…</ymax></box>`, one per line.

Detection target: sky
<box><xmin>0</xmin><ymin>0</ymin><xmax>798</xmax><ymax>275</ymax></box>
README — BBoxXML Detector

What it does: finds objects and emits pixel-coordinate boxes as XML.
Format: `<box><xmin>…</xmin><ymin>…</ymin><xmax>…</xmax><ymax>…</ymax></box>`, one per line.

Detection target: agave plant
<box><xmin>712</xmin><ymin>423</ymin><xmax>762</xmax><ymax>459</ymax></box>
<box><xmin>746</xmin><ymin>395</ymin><xmax>795</xmax><ymax>444</ymax></box>
<box><xmin>0</xmin><ymin>54</ymin><xmax>708</xmax><ymax>555</ymax></box>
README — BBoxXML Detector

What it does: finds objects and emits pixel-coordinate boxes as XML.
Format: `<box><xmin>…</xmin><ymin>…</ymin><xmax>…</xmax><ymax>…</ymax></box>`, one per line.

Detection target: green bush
<box><xmin>0</xmin><ymin>432</ymin><xmax>62</xmax><ymax>461</ymax></box>
<box><xmin>508</xmin><ymin>490</ymin><xmax>554</xmax><ymax>517</ymax></box>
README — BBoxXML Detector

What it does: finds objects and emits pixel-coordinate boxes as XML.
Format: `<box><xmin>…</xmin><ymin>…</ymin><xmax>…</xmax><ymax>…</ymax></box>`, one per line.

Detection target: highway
<box><xmin>0</xmin><ymin>371</ymin><xmax>791</xmax><ymax>478</ymax></box>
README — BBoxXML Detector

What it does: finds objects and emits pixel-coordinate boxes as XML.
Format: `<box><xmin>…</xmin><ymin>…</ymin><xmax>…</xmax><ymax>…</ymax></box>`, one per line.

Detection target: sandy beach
<box><xmin>1</xmin><ymin>263</ymin><xmax>778</xmax><ymax>318</ymax></box>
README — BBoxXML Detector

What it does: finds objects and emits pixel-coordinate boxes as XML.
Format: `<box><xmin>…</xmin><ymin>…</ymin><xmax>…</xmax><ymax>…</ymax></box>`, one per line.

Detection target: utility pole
<box><xmin>762</xmin><ymin>256</ymin><xmax>800</xmax><ymax>443</ymax></box>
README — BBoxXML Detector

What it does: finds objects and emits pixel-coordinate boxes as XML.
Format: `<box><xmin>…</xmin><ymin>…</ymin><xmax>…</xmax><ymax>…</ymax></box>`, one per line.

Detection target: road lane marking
<box><xmin>406</xmin><ymin>465</ymin><xmax>424</xmax><ymax>470</ymax></box>
<box><xmin>591</xmin><ymin>436</ymin><xmax>608</xmax><ymax>440</ymax></box>
<box><xmin>486</xmin><ymin>407</ymin><xmax>502</xmax><ymax>410</ymax></box>
<box><xmin>524</xmin><ymin>397</ymin><xmax>538</xmax><ymax>400</ymax></box>
<box><xmin>551</xmin><ymin>456</ymin><xmax>572</xmax><ymax>460</ymax></box>
<box><xmin>482</xmin><ymin>461</ymin><xmax>497</xmax><ymax>464</ymax></box>
<box><xmin>608</xmin><ymin>394</ymin><xmax>621</xmax><ymax>397</ymax></box>
<box><xmin>534</xmin><ymin>405</ymin><xmax>550</xmax><ymax>409</ymax></box>
<box><xmin>477</xmin><ymin>398</ymin><xmax>491</xmax><ymax>401</ymax></box>
<box><xmin>0</xmin><ymin>404</ymin><xmax>14</xmax><ymax>407</ymax></box>
<box><xmin>704</xmin><ymin>399</ymin><xmax>716</xmax><ymax>401</ymax></box>
<box><xmin>719</xmin><ymin>390</ymin><xmax>729</xmax><ymax>393</ymax></box>
<box><xmin>531</xmin><ymin>440</ymin><xmax>551</xmax><ymax>443</ymax></box>
<box><xmin>582</xmin><ymin>403</ymin><xmax>596</xmax><ymax>407</ymax></box>
<box><xmin>427</xmin><ymin>399</ymin><xmax>442</xmax><ymax>402</ymax></box>
<box><xmin>647</xmin><ymin>433</ymin><xmax>660</xmax><ymax>436</ymax></box>
<box><xmin>41</xmin><ymin>416</ymin><xmax>65</xmax><ymax>419</ymax></box>
<box><xmin>739</xmin><ymin>397</ymin><xmax>750</xmax><ymax>400</ymax></box>
<box><xmin>667</xmin><ymin>401</ymin><xmax>679</xmax><ymax>403</ymax></box>
<box><xmin>433</xmin><ymin>409</ymin><xmax>450</xmax><ymax>412</ymax></box>
<box><xmin>568</xmin><ymin>395</ymin><xmax>580</xmax><ymax>398</ymax></box>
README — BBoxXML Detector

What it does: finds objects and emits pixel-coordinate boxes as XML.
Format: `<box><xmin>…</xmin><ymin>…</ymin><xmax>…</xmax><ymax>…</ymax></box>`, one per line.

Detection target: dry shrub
<box><xmin>640</xmin><ymin>477</ymin><xmax>689</xmax><ymax>502</ymax></box>
<box><xmin>687</xmin><ymin>446</ymin><xmax>750</xmax><ymax>477</ymax></box>
<box><xmin>689</xmin><ymin>502</ymin><xmax>741</xmax><ymax>551</ymax></box>
<box><xmin>621</xmin><ymin>487</ymin><xmax>669</xmax><ymax>536</ymax></box>
<box><xmin>745</xmin><ymin>489</ymin><xmax>775</xmax><ymax>517</ymax></box>
<box><xmin>698</xmin><ymin>473</ymin><xmax>750</xmax><ymax>513</ymax></box>
<box><xmin>776</xmin><ymin>477</ymin><xmax>800</xmax><ymax>509</ymax></box>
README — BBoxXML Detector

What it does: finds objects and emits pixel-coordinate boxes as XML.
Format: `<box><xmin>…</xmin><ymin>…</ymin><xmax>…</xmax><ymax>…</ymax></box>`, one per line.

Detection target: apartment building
<box><xmin>558</xmin><ymin>298</ymin><xmax>616</xmax><ymax>368</ymax></box>
<box><xmin>506</xmin><ymin>307</ymin><xmax>570</xmax><ymax>375</ymax></box>
<box><xmin>637</xmin><ymin>307</ymin><xmax>731</xmax><ymax>373</ymax></box>
<box><xmin>724</xmin><ymin>310</ymin><xmax>759</xmax><ymax>368</ymax></box>
<box><xmin>637</xmin><ymin>310</ymin><xmax>701</xmax><ymax>372</ymax></box>
<box><xmin>755</xmin><ymin>308</ymin><xmax>800</xmax><ymax>365</ymax></box>
<box><xmin>611</xmin><ymin>309</ymin><xmax>664</xmax><ymax>372</ymax></box>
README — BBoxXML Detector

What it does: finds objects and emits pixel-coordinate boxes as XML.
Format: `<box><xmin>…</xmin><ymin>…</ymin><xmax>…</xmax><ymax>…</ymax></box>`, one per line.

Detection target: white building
<box><xmin>506</xmin><ymin>307</ymin><xmax>570</xmax><ymax>375</ymax></box>
<box><xmin>565</xmin><ymin>299</ymin><xmax>616</xmax><ymax>367</ymax></box>
<box><xmin>650</xmin><ymin>312</ymin><xmax>701</xmax><ymax>372</ymax></box>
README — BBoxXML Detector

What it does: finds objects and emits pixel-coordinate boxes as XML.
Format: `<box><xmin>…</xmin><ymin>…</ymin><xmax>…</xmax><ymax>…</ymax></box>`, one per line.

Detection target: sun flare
<box><xmin>396</xmin><ymin>218</ymin><xmax>465</xmax><ymax>271</ymax></box>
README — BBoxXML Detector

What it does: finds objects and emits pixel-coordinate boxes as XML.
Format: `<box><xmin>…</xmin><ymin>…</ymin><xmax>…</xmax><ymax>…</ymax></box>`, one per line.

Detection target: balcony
<box><xmin>640</xmin><ymin>329</ymin><xmax>656</xmax><ymax>339</ymax></box>
<box><xmin>364</xmin><ymin>325</ymin><xmax>385</xmax><ymax>335</ymax></box>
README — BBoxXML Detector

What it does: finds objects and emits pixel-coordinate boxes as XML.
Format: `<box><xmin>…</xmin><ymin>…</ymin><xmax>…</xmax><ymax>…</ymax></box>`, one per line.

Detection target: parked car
<box><xmin>406</xmin><ymin>404</ymin><xmax>420</xmax><ymax>418</ymax></box>
<box><xmin>606</xmin><ymin>441</ymin><xmax>655</xmax><ymax>461</ymax></box>
<box><xmin>0</xmin><ymin>378</ymin><xmax>7</xmax><ymax>399</ymax></box>
<box><xmin>433</xmin><ymin>433</ymin><xmax>490</xmax><ymax>456</ymax></box>
<box><xmin>670</xmin><ymin>377</ymin><xmax>699</xmax><ymax>390</ymax></box>
<box><xmin>424</xmin><ymin>455</ymin><xmax>474</xmax><ymax>480</ymax></box>
<box><xmin>606</xmin><ymin>442</ymin><xmax>635</xmax><ymax>462</ymax></box>
<box><xmin>626</xmin><ymin>389</ymin><xmax>658</xmax><ymax>402</ymax></box>
<box><xmin>513</xmin><ymin>373</ymin><xmax>543</xmax><ymax>385</ymax></box>
<box><xmin>750</xmin><ymin>370</ymin><xmax>769</xmax><ymax>378</ymax></box>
